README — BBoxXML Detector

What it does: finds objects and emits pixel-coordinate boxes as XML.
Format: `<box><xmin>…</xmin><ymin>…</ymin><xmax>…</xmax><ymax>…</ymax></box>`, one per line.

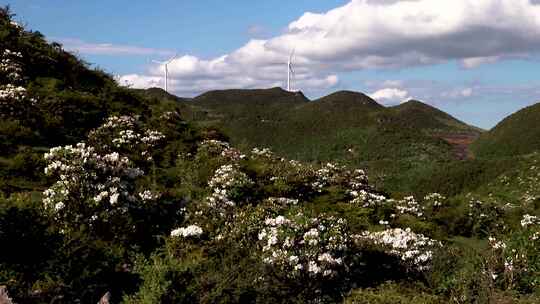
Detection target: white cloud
<box><xmin>441</xmin><ymin>87</ymin><xmax>475</xmax><ymax>99</ymax></box>
<box><xmin>370</xmin><ymin>88</ymin><xmax>411</xmax><ymax>105</ymax></box>
<box><xmin>120</xmin><ymin>0</ymin><xmax>540</xmax><ymax>96</ymax></box>
<box><xmin>51</xmin><ymin>38</ymin><xmax>175</xmax><ymax>56</ymax></box>
<box><xmin>461</xmin><ymin>88</ymin><xmax>473</xmax><ymax>97</ymax></box>
<box><xmin>461</xmin><ymin>56</ymin><xmax>501</xmax><ymax>69</ymax></box>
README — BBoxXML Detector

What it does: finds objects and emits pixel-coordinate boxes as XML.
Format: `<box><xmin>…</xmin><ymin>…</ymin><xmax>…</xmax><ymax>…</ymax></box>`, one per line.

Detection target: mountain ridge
<box><xmin>138</xmin><ymin>87</ymin><xmax>482</xmax><ymax>166</ymax></box>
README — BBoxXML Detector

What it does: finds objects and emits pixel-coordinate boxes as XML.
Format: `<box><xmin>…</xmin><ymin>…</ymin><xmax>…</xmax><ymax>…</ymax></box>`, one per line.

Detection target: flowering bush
<box><xmin>257</xmin><ymin>212</ymin><xmax>351</xmax><ymax>279</ymax></box>
<box><xmin>487</xmin><ymin>214</ymin><xmax>540</xmax><ymax>293</ymax></box>
<box><xmin>311</xmin><ymin>162</ymin><xmax>345</xmax><ymax>192</ymax></box>
<box><xmin>205</xmin><ymin>164</ymin><xmax>253</xmax><ymax>213</ymax></box>
<box><xmin>0</xmin><ymin>49</ymin><xmax>23</xmax><ymax>82</ymax></box>
<box><xmin>40</xmin><ymin>112</ymin><xmax>175</xmax><ymax>239</ymax></box>
<box><xmin>42</xmin><ymin>143</ymin><xmax>146</xmax><ymax>232</ymax></box>
<box><xmin>87</xmin><ymin>115</ymin><xmax>165</xmax><ymax>163</ymax></box>
<box><xmin>355</xmin><ymin>228</ymin><xmax>441</xmax><ymax>272</ymax></box>
<box><xmin>0</xmin><ymin>48</ymin><xmax>36</xmax><ymax>118</ymax></box>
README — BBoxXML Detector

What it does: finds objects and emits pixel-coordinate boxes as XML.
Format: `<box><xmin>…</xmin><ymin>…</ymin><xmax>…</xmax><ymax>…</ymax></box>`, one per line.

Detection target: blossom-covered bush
<box><xmin>0</xmin><ymin>49</ymin><xmax>23</xmax><ymax>82</ymax></box>
<box><xmin>205</xmin><ymin>164</ymin><xmax>253</xmax><ymax>213</ymax></box>
<box><xmin>41</xmin><ymin>114</ymin><xmax>169</xmax><ymax>237</ymax></box>
<box><xmin>355</xmin><ymin>228</ymin><xmax>441</xmax><ymax>272</ymax></box>
<box><xmin>42</xmin><ymin>143</ymin><xmax>145</xmax><ymax>232</ymax></box>
<box><xmin>0</xmin><ymin>48</ymin><xmax>36</xmax><ymax>118</ymax></box>
<box><xmin>87</xmin><ymin>115</ymin><xmax>165</xmax><ymax>163</ymax></box>
<box><xmin>257</xmin><ymin>212</ymin><xmax>351</xmax><ymax>279</ymax></box>
<box><xmin>488</xmin><ymin>214</ymin><xmax>540</xmax><ymax>293</ymax></box>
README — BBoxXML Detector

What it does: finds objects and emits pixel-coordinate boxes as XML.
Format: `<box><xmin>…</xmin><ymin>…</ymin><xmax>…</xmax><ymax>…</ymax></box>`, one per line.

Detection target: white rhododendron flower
<box><xmin>171</xmin><ymin>225</ymin><xmax>203</xmax><ymax>238</ymax></box>
<box><xmin>357</xmin><ymin>228</ymin><xmax>440</xmax><ymax>271</ymax></box>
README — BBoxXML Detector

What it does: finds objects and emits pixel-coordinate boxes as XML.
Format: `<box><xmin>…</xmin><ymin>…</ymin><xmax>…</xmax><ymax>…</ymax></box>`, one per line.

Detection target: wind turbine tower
<box><xmin>287</xmin><ymin>49</ymin><xmax>295</xmax><ymax>92</ymax></box>
<box><xmin>152</xmin><ymin>54</ymin><xmax>178</xmax><ymax>93</ymax></box>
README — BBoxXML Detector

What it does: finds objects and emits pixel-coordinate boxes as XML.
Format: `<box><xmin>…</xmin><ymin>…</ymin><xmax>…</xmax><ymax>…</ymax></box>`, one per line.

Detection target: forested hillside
<box><xmin>0</xmin><ymin>7</ymin><xmax>539</xmax><ymax>304</ymax></box>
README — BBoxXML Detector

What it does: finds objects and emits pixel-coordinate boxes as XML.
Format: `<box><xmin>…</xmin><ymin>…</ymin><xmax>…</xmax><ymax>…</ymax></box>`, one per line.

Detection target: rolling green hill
<box><xmin>152</xmin><ymin>88</ymin><xmax>482</xmax><ymax>165</ymax></box>
<box><xmin>472</xmin><ymin>102</ymin><xmax>540</xmax><ymax>158</ymax></box>
<box><xmin>137</xmin><ymin>87</ymin><xmax>483</xmax><ymax>195</ymax></box>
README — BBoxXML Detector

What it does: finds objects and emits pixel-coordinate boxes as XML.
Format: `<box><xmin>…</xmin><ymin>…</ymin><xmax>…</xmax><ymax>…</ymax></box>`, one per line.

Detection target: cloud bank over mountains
<box><xmin>116</xmin><ymin>0</ymin><xmax>540</xmax><ymax>96</ymax></box>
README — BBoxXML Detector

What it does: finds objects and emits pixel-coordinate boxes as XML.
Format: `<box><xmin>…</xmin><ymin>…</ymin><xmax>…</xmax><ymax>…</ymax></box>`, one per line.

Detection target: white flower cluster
<box><xmin>251</xmin><ymin>147</ymin><xmax>274</xmax><ymax>158</ymax></box>
<box><xmin>265</xmin><ymin>197</ymin><xmax>299</xmax><ymax>206</ymax></box>
<box><xmin>311</xmin><ymin>162</ymin><xmax>344</xmax><ymax>192</ymax></box>
<box><xmin>488</xmin><ymin>236</ymin><xmax>506</xmax><ymax>250</ymax></box>
<box><xmin>170</xmin><ymin>225</ymin><xmax>203</xmax><ymax>238</ymax></box>
<box><xmin>89</xmin><ymin>115</ymin><xmax>164</xmax><ymax>160</ymax></box>
<box><xmin>43</xmin><ymin>142</ymin><xmax>144</xmax><ymax>225</ymax></box>
<box><xmin>349</xmin><ymin>189</ymin><xmax>387</xmax><ymax>207</ymax></box>
<box><xmin>348</xmin><ymin>169</ymin><xmax>369</xmax><ymax>188</ymax></box>
<box><xmin>0</xmin><ymin>48</ymin><xmax>36</xmax><ymax>117</ymax></box>
<box><xmin>521</xmin><ymin>214</ymin><xmax>538</xmax><ymax>228</ymax></box>
<box><xmin>257</xmin><ymin>214</ymin><xmax>349</xmax><ymax>278</ymax></box>
<box><xmin>0</xmin><ymin>84</ymin><xmax>36</xmax><ymax>117</ymax></box>
<box><xmin>356</xmin><ymin>228</ymin><xmax>440</xmax><ymax>271</ymax></box>
<box><xmin>138</xmin><ymin>190</ymin><xmax>161</xmax><ymax>202</ymax></box>
<box><xmin>97</xmin><ymin>116</ymin><xmax>164</xmax><ymax>147</ymax></box>
<box><xmin>0</xmin><ymin>83</ymin><xmax>26</xmax><ymax>100</ymax></box>
<box><xmin>424</xmin><ymin>193</ymin><xmax>446</xmax><ymax>208</ymax></box>
<box><xmin>206</xmin><ymin>164</ymin><xmax>252</xmax><ymax>211</ymax></box>
<box><xmin>10</xmin><ymin>20</ymin><xmax>22</xmax><ymax>29</ymax></box>
<box><xmin>100</xmin><ymin>115</ymin><xmax>136</xmax><ymax>129</ymax></box>
<box><xmin>0</xmin><ymin>49</ymin><xmax>23</xmax><ymax>82</ymax></box>
<box><xmin>159</xmin><ymin>110</ymin><xmax>180</xmax><ymax>120</ymax></box>
<box><xmin>394</xmin><ymin>196</ymin><xmax>424</xmax><ymax>218</ymax></box>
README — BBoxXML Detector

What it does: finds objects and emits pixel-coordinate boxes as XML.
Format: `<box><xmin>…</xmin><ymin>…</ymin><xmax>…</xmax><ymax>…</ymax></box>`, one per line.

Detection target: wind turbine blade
<box><xmin>166</xmin><ymin>53</ymin><xmax>179</xmax><ymax>64</ymax></box>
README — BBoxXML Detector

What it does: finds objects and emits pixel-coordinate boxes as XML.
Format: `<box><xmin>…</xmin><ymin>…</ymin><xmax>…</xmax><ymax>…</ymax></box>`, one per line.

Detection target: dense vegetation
<box><xmin>472</xmin><ymin>102</ymin><xmax>540</xmax><ymax>158</ymax></box>
<box><xmin>141</xmin><ymin>87</ymin><xmax>488</xmax><ymax>196</ymax></box>
<box><xmin>1</xmin><ymin>7</ymin><xmax>539</xmax><ymax>304</ymax></box>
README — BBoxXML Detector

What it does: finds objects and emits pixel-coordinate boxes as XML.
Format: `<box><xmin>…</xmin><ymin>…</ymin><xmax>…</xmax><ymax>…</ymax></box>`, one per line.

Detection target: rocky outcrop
<box><xmin>0</xmin><ymin>286</ymin><xmax>14</xmax><ymax>304</ymax></box>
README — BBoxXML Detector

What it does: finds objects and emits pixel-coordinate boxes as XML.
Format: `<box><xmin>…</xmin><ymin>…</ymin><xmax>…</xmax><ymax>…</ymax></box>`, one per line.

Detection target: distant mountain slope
<box><xmin>472</xmin><ymin>102</ymin><xmax>540</xmax><ymax>158</ymax></box>
<box><xmin>133</xmin><ymin>87</ymin><xmax>191</xmax><ymax>103</ymax></box>
<box><xmin>159</xmin><ymin>88</ymin><xmax>481</xmax><ymax>164</ymax></box>
<box><xmin>390</xmin><ymin>100</ymin><xmax>481</xmax><ymax>133</ymax></box>
<box><xmin>195</xmin><ymin>87</ymin><xmax>309</xmax><ymax>106</ymax></box>
<box><xmin>312</xmin><ymin>91</ymin><xmax>384</xmax><ymax>109</ymax></box>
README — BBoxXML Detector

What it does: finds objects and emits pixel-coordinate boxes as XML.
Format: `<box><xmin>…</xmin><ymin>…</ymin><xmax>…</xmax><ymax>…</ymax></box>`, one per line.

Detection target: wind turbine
<box><xmin>287</xmin><ymin>48</ymin><xmax>295</xmax><ymax>92</ymax></box>
<box><xmin>152</xmin><ymin>54</ymin><xmax>178</xmax><ymax>93</ymax></box>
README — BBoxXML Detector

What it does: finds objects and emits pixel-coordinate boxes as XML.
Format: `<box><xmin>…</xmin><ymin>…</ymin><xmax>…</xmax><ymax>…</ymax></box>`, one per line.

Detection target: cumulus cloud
<box><xmin>120</xmin><ymin>0</ymin><xmax>540</xmax><ymax>96</ymax></box>
<box><xmin>370</xmin><ymin>88</ymin><xmax>411</xmax><ymax>105</ymax></box>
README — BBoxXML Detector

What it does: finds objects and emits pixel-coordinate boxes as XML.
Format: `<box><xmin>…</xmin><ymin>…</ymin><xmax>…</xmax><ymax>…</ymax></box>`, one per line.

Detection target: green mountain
<box><xmin>156</xmin><ymin>88</ymin><xmax>481</xmax><ymax>164</ymax></box>
<box><xmin>472</xmin><ymin>102</ymin><xmax>540</xmax><ymax>158</ymax></box>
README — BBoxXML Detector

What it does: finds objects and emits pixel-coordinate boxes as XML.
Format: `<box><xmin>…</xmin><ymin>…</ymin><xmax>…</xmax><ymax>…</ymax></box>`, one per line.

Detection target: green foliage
<box><xmin>344</xmin><ymin>282</ymin><xmax>444</xmax><ymax>304</ymax></box>
<box><xmin>472</xmin><ymin>102</ymin><xmax>540</xmax><ymax>158</ymax></box>
<box><xmin>2</xmin><ymin>5</ymin><xmax>540</xmax><ymax>303</ymax></box>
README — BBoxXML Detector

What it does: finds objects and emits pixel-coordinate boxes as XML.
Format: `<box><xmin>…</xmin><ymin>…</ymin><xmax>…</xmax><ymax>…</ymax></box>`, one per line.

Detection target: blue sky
<box><xmin>6</xmin><ymin>0</ymin><xmax>540</xmax><ymax>129</ymax></box>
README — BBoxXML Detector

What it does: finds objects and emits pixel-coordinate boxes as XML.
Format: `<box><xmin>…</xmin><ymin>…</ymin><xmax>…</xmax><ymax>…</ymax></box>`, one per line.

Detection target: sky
<box><xmin>6</xmin><ymin>0</ymin><xmax>540</xmax><ymax>129</ymax></box>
